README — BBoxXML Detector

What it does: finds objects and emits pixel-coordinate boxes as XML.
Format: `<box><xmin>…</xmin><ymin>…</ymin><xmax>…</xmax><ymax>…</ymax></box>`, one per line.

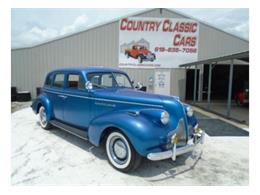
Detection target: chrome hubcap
<box><xmin>113</xmin><ymin>140</ymin><xmax>127</xmax><ymax>159</ymax></box>
<box><xmin>106</xmin><ymin>132</ymin><xmax>132</xmax><ymax>169</ymax></box>
<box><xmin>109</xmin><ymin>136</ymin><xmax>129</xmax><ymax>165</ymax></box>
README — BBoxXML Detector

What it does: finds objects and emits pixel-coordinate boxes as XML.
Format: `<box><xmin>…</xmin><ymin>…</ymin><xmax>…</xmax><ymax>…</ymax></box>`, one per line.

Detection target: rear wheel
<box><xmin>105</xmin><ymin>131</ymin><xmax>142</xmax><ymax>172</ymax></box>
<box><xmin>39</xmin><ymin>106</ymin><xmax>52</xmax><ymax>130</ymax></box>
<box><xmin>152</xmin><ymin>53</ymin><xmax>156</xmax><ymax>60</ymax></box>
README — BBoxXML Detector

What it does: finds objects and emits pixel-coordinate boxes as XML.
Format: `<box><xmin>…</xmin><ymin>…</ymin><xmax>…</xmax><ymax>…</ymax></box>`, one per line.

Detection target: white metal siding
<box><xmin>11</xmin><ymin>8</ymin><xmax>249</xmax><ymax>98</ymax></box>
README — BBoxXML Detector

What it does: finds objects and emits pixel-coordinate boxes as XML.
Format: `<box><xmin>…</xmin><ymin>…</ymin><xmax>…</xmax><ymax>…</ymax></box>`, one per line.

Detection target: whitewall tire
<box><xmin>105</xmin><ymin>131</ymin><xmax>142</xmax><ymax>172</ymax></box>
<box><xmin>39</xmin><ymin>106</ymin><xmax>51</xmax><ymax>130</ymax></box>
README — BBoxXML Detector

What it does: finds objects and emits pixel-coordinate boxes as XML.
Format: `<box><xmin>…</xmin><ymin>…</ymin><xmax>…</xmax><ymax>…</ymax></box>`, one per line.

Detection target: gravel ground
<box><xmin>11</xmin><ymin>107</ymin><xmax>249</xmax><ymax>185</ymax></box>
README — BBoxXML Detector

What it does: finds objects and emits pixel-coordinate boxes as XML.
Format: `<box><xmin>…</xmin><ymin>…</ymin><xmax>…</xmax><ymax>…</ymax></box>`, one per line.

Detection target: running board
<box><xmin>50</xmin><ymin>120</ymin><xmax>88</xmax><ymax>141</ymax></box>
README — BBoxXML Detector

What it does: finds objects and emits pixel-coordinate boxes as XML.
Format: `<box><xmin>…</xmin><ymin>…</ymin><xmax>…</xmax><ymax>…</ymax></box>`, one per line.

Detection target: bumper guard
<box><xmin>147</xmin><ymin>128</ymin><xmax>205</xmax><ymax>161</ymax></box>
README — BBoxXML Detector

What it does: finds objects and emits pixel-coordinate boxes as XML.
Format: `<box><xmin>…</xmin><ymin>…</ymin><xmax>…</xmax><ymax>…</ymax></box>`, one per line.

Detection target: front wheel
<box><xmin>39</xmin><ymin>106</ymin><xmax>52</xmax><ymax>130</ymax></box>
<box><xmin>138</xmin><ymin>55</ymin><xmax>143</xmax><ymax>63</ymax></box>
<box><xmin>105</xmin><ymin>131</ymin><xmax>142</xmax><ymax>172</ymax></box>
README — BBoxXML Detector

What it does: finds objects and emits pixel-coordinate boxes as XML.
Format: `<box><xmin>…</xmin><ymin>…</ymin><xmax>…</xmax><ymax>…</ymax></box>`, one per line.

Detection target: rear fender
<box><xmin>31</xmin><ymin>94</ymin><xmax>53</xmax><ymax>121</ymax></box>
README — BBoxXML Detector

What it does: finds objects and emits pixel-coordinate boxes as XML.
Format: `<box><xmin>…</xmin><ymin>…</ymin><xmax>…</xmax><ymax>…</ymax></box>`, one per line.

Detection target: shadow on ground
<box><xmin>46</xmin><ymin>122</ymin><xmax>202</xmax><ymax>180</ymax></box>
<box><xmin>130</xmin><ymin>151</ymin><xmax>203</xmax><ymax>182</ymax></box>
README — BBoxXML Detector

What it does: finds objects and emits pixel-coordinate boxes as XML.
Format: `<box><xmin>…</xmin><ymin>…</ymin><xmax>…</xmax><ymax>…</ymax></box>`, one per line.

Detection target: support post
<box><xmin>207</xmin><ymin>64</ymin><xmax>212</xmax><ymax>109</ymax></box>
<box><xmin>198</xmin><ymin>64</ymin><xmax>204</xmax><ymax>102</ymax></box>
<box><xmin>193</xmin><ymin>65</ymin><xmax>198</xmax><ymax>104</ymax></box>
<box><xmin>184</xmin><ymin>66</ymin><xmax>187</xmax><ymax>101</ymax></box>
<box><xmin>227</xmin><ymin>60</ymin><xmax>234</xmax><ymax>117</ymax></box>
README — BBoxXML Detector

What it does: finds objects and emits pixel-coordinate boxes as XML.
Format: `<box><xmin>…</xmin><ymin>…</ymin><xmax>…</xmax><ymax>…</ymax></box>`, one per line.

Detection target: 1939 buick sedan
<box><xmin>31</xmin><ymin>67</ymin><xmax>204</xmax><ymax>172</ymax></box>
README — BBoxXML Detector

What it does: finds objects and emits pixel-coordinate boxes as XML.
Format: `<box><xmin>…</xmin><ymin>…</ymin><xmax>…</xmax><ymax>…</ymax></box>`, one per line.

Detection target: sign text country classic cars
<box><xmin>119</xmin><ymin>17</ymin><xmax>199</xmax><ymax>68</ymax></box>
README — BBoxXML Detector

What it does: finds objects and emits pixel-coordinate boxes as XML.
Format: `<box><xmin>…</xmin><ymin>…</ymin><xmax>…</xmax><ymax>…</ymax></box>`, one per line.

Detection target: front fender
<box><xmin>183</xmin><ymin>104</ymin><xmax>198</xmax><ymax>127</ymax></box>
<box><xmin>31</xmin><ymin>93</ymin><xmax>53</xmax><ymax>121</ymax></box>
<box><xmin>88</xmin><ymin>110</ymin><xmax>171</xmax><ymax>157</ymax></box>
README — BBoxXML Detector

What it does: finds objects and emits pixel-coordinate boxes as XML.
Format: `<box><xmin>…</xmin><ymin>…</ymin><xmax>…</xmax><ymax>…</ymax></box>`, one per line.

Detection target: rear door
<box><xmin>51</xmin><ymin>73</ymin><xmax>66</xmax><ymax>120</ymax></box>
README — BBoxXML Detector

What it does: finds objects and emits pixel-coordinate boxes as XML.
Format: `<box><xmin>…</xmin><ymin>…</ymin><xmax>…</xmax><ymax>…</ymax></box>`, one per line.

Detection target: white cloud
<box><xmin>12</xmin><ymin>14</ymin><xmax>89</xmax><ymax>48</ymax></box>
<box><xmin>176</xmin><ymin>8</ymin><xmax>249</xmax><ymax>40</ymax></box>
<box><xmin>29</xmin><ymin>26</ymin><xmax>58</xmax><ymax>40</ymax></box>
<box><xmin>60</xmin><ymin>14</ymin><xmax>89</xmax><ymax>35</ymax></box>
<box><xmin>12</xmin><ymin>26</ymin><xmax>58</xmax><ymax>48</ymax></box>
<box><xmin>227</xmin><ymin>21</ymin><xmax>249</xmax><ymax>39</ymax></box>
<box><xmin>12</xmin><ymin>10</ymin><xmax>249</xmax><ymax>48</ymax></box>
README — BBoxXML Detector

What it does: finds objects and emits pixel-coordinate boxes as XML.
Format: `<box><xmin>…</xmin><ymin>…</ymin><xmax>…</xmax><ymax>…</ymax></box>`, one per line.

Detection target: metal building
<box><xmin>11</xmin><ymin>8</ymin><xmax>249</xmax><ymax>100</ymax></box>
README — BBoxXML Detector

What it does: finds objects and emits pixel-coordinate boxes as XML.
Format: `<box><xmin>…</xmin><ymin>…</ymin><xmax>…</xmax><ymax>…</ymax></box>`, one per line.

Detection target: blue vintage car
<box><xmin>31</xmin><ymin>67</ymin><xmax>204</xmax><ymax>172</ymax></box>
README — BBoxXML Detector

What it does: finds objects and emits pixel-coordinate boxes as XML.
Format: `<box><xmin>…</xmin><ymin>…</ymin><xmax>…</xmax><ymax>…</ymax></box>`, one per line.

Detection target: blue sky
<box><xmin>11</xmin><ymin>8</ymin><xmax>249</xmax><ymax>48</ymax></box>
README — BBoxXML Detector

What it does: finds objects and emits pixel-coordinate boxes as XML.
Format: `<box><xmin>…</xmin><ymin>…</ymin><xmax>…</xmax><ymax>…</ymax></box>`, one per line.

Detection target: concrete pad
<box><xmin>11</xmin><ymin>101</ymin><xmax>32</xmax><ymax>113</ymax></box>
<box><xmin>11</xmin><ymin>108</ymin><xmax>249</xmax><ymax>185</ymax></box>
<box><xmin>193</xmin><ymin>101</ymin><xmax>249</xmax><ymax>125</ymax></box>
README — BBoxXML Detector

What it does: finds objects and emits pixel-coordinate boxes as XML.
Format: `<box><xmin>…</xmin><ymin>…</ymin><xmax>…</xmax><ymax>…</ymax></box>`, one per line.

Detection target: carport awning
<box><xmin>179</xmin><ymin>50</ymin><xmax>249</xmax><ymax>68</ymax></box>
<box><xmin>179</xmin><ymin>50</ymin><xmax>249</xmax><ymax>121</ymax></box>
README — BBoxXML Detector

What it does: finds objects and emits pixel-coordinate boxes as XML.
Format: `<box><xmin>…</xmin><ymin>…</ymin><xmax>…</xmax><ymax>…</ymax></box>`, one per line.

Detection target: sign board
<box><xmin>119</xmin><ymin>17</ymin><xmax>199</xmax><ymax>68</ymax></box>
<box><xmin>154</xmin><ymin>69</ymin><xmax>171</xmax><ymax>95</ymax></box>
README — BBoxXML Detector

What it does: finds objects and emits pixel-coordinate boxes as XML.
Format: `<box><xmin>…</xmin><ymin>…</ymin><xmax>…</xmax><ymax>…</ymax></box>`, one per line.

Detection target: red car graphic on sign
<box><xmin>125</xmin><ymin>45</ymin><xmax>156</xmax><ymax>63</ymax></box>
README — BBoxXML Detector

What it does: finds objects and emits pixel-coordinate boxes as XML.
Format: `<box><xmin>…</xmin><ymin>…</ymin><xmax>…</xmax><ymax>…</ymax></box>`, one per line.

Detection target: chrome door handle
<box><xmin>58</xmin><ymin>94</ymin><xmax>67</xmax><ymax>99</ymax></box>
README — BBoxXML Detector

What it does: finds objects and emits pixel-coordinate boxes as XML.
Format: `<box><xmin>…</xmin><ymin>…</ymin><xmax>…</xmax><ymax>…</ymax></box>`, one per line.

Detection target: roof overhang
<box><xmin>179</xmin><ymin>51</ymin><xmax>249</xmax><ymax>67</ymax></box>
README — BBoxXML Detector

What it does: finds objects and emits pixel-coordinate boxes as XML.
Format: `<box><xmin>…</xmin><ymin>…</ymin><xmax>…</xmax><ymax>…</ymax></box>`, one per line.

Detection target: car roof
<box><xmin>134</xmin><ymin>44</ymin><xmax>145</xmax><ymax>47</ymax></box>
<box><xmin>49</xmin><ymin>66</ymin><xmax>126</xmax><ymax>74</ymax></box>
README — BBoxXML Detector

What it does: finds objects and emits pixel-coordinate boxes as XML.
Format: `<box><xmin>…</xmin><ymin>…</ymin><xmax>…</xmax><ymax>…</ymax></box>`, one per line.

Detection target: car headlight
<box><xmin>161</xmin><ymin>111</ymin><xmax>170</xmax><ymax>125</ymax></box>
<box><xmin>186</xmin><ymin>106</ymin><xmax>194</xmax><ymax>117</ymax></box>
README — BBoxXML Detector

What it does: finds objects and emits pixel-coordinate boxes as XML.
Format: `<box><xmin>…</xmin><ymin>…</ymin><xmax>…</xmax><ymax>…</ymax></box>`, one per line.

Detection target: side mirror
<box><xmin>135</xmin><ymin>82</ymin><xmax>143</xmax><ymax>90</ymax></box>
<box><xmin>85</xmin><ymin>81</ymin><xmax>93</xmax><ymax>91</ymax></box>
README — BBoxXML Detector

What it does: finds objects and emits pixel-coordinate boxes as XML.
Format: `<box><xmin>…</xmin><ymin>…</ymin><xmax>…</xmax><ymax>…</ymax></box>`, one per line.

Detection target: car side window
<box><xmin>45</xmin><ymin>74</ymin><xmax>53</xmax><ymax>86</ymax></box>
<box><xmin>67</xmin><ymin>74</ymin><xmax>84</xmax><ymax>90</ymax></box>
<box><xmin>53</xmin><ymin>73</ymin><xmax>65</xmax><ymax>88</ymax></box>
<box><xmin>87</xmin><ymin>73</ymin><xmax>115</xmax><ymax>88</ymax></box>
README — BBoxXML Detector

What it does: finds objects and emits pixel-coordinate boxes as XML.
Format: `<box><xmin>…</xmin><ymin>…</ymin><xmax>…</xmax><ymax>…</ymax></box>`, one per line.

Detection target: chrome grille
<box><xmin>167</xmin><ymin>118</ymin><xmax>187</xmax><ymax>148</ymax></box>
<box><xmin>175</xmin><ymin>118</ymin><xmax>187</xmax><ymax>147</ymax></box>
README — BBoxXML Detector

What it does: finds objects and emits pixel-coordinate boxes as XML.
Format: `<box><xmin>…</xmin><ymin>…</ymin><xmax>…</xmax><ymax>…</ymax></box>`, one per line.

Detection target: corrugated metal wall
<box><xmin>11</xmin><ymin>8</ymin><xmax>249</xmax><ymax>98</ymax></box>
<box><xmin>170</xmin><ymin>68</ymin><xmax>186</xmax><ymax>100</ymax></box>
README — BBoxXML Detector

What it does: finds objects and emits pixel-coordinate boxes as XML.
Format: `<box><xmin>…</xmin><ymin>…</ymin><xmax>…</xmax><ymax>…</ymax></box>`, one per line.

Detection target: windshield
<box><xmin>87</xmin><ymin>72</ymin><xmax>133</xmax><ymax>89</ymax></box>
<box><xmin>113</xmin><ymin>72</ymin><xmax>132</xmax><ymax>88</ymax></box>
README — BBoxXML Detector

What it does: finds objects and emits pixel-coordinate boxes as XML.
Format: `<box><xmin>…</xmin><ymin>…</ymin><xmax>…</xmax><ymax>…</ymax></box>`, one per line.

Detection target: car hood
<box><xmin>92</xmin><ymin>88</ymin><xmax>186</xmax><ymax>134</ymax></box>
<box><xmin>91</xmin><ymin>88</ymin><xmax>180</xmax><ymax>108</ymax></box>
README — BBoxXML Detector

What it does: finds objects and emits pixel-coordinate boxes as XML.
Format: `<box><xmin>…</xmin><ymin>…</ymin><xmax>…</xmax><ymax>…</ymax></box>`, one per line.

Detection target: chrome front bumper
<box><xmin>147</xmin><ymin>129</ymin><xmax>205</xmax><ymax>161</ymax></box>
